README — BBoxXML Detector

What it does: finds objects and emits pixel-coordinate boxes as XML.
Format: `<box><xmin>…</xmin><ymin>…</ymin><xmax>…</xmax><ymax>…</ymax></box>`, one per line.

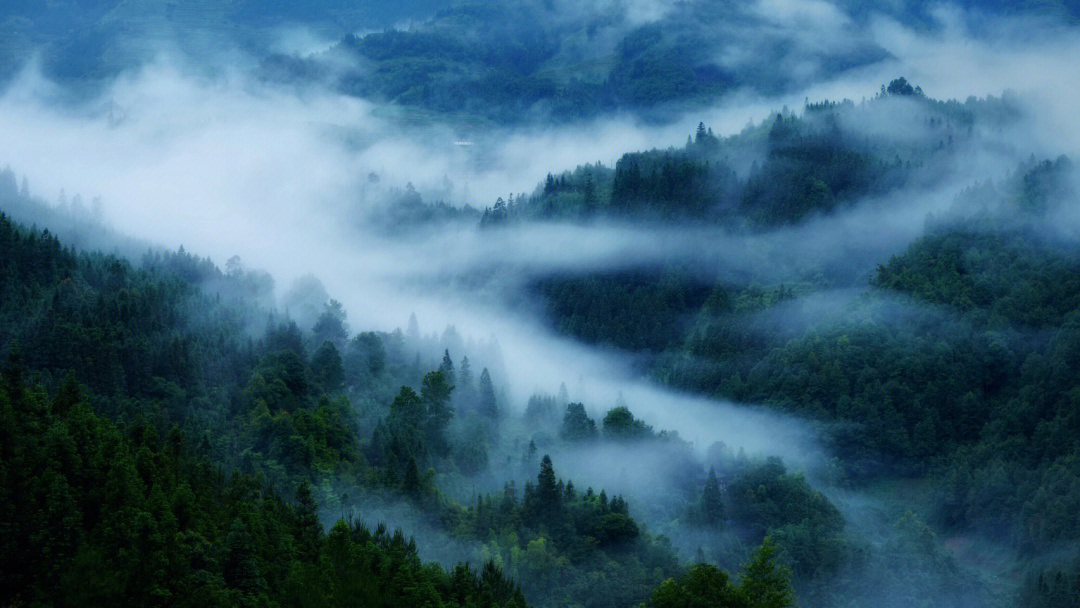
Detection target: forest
<box><xmin>0</xmin><ymin>183</ymin><xmax>800</xmax><ymax>606</ymax></box>
<box><xmin>472</xmin><ymin>82</ymin><xmax>1080</xmax><ymax>606</ymax></box>
<box><xmin>3</xmin><ymin>1</ymin><xmax>1080</xmax><ymax>607</ymax></box>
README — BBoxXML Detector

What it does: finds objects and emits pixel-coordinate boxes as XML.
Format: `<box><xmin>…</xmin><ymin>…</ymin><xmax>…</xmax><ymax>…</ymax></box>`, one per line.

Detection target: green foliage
<box><xmin>481</xmin><ymin>86</ymin><xmax>1018</xmax><ymax>227</ymax></box>
<box><xmin>884</xmin><ymin>77</ymin><xmax>923</xmax><ymax>97</ymax></box>
<box><xmin>461</xmin><ymin>456</ymin><xmax>677</xmax><ymax>607</ymax></box>
<box><xmin>645</xmin><ymin>540</ymin><xmax>796</xmax><ymax>608</ymax></box>
<box><xmin>559</xmin><ymin>402</ymin><xmax>598</xmax><ymax>441</ymax></box>
<box><xmin>5</xmin><ymin>88</ymin><xmax>1065</xmax><ymax>607</ymax></box>
<box><xmin>701</xmin><ymin>468</ymin><xmax>724</xmax><ymax>527</ymax></box>
<box><xmin>1020</xmin><ymin>156</ymin><xmax>1074</xmax><ymax>214</ymax></box>
<box><xmin>739</xmin><ymin>539</ymin><xmax>796</xmax><ymax>608</ymax></box>
<box><xmin>310</xmin><ymin>341</ymin><xmax>344</xmax><ymax>393</ymax></box>
<box><xmin>1020</xmin><ymin>557</ymin><xmax>1080</xmax><ymax>608</ymax></box>
<box><xmin>478</xmin><ymin>367</ymin><xmax>498</xmax><ymax>421</ymax></box>
<box><xmin>874</xmin><ymin>224</ymin><xmax>1080</xmax><ymax>327</ymax></box>
<box><xmin>740</xmin><ymin>112</ymin><xmax>907</xmax><ymax>226</ymax></box>
<box><xmin>603</xmin><ymin>405</ymin><xmax>655</xmax><ymax>441</ymax></box>
<box><xmin>271</xmin><ymin>1</ymin><xmax>745</xmax><ymax>124</ymax></box>
<box><xmin>312</xmin><ymin>300</ymin><xmax>348</xmax><ymax>347</ymax></box>
<box><xmin>0</xmin><ymin>370</ymin><xmax>526</xmax><ymax>607</ymax></box>
<box><xmin>648</xmin><ymin>563</ymin><xmax>738</xmax><ymax>608</ymax></box>
<box><xmin>611</xmin><ymin>151</ymin><xmax>738</xmax><ymax>218</ymax></box>
<box><xmin>344</xmin><ymin>331</ymin><xmax>385</xmax><ymax>378</ymax></box>
<box><xmin>609</xmin><ymin>23</ymin><xmax>731</xmax><ymax>106</ymax></box>
<box><xmin>534</xmin><ymin>269</ymin><xmax>711</xmax><ymax>352</ymax></box>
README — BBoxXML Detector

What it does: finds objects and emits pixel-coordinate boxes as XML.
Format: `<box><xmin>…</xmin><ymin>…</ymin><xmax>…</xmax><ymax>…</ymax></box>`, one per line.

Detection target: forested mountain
<box><xmin>463</xmin><ymin>81</ymin><xmax>1080</xmax><ymax>606</ymax></box>
<box><xmin>3</xmin><ymin>1</ymin><xmax>1080</xmax><ymax>607</ymax></box>
<box><xmin>0</xmin><ymin>0</ymin><xmax>446</xmax><ymax>84</ymax></box>
<box><xmin>0</xmin><ymin>186</ymin><xmax>801</xmax><ymax>606</ymax></box>
<box><xmin>0</xmin><ymin>0</ymin><xmax>1071</xmax><ymax>122</ymax></box>
<box><xmin>480</xmin><ymin>81</ymin><xmax>1016</xmax><ymax>226</ymax></box>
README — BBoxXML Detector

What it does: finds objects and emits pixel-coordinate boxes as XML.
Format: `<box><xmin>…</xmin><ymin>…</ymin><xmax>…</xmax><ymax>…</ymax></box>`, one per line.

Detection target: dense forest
<box><xmin>3</xmin><ymin>1</ymin><xmax>1080</xmax><ymax>607</ymax></box>
<box><xmin>4</xmin><ymin>77</ymin><xmax>1078</xmax><ymax>608</ymax></box>
<box><xmin>0</xmin><ymin>183</ymin><xmax>801</xmax><ymax>606</ymax></box>
<box><xmin>480</xmin><ymin>79</ymin><xmax>1016</xmax><ymax>227</ymax></box>
<box><xmin>468</xmin><ymin>83</ymin><xmax>1080</xmax><ymax>606</ymax></box>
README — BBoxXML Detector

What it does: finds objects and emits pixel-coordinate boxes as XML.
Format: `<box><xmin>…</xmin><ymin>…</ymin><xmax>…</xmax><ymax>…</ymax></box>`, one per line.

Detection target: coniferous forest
<box><xmin>3</xmin><ymin>2</ymin><xmax>1080</xmax><ymax>608</ymax></box>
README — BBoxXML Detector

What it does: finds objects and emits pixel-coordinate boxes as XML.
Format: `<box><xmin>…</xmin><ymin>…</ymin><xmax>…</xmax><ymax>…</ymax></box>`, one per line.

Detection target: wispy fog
<box><xmin>3</xmin><ymin>1</ymin><xmax>1080</xmax><ymax>512</ymax></box>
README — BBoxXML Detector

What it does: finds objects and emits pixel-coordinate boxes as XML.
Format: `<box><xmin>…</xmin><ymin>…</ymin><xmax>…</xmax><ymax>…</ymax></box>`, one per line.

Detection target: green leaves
<box><xmin>646</xmin><ymin>543</ymin><xmax>795</xmax><ymax>608</ymax></box>
<box><xmin>738</xmin><ymin>539</ymin><xmax>795</xmax><ymax>608</ymax></box>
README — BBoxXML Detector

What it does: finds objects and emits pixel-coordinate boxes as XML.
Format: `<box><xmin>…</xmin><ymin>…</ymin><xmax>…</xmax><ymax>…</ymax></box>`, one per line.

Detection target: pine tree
<box><xmin>406</xmin><ymin>312</ymin><xmax>420</xmax><ymax>343</ymax></box>
<box><xmin>739</xmin><ymin>538</ymin><xmax>795</xmax><ymax>608</ymax></box>
<box><xmin>311</xmin><ymin>341</ymin><xmax>344</xmax><ymax>391</ymax></box>
<box><xmin>702</xmin><ymin>467</ymin><xmax>724</xmax><ymax>526</ymax></box>
<box><xmin>478</xmin><ymin>368</ymin><xmax>498</xmax><ymax>421</ymax></box>
<box><xmin>439</xmin><ymin>349</ymin><xmax>455</xmax><ymax>385</ymax></box>
<box><xmin>390</xmin><ymin>386</ymin><xmax>425</xmax><ymax>429</ymax></box>
<box><xmin>535</xmin><ymin>455</ymin><xmax>561</xmax><ymax>522</ymax></box>
<box><xmin>312</xmin><ymin>299</ymin><xmax>348</xmax><ymax>346</ymax></box>
<box><xmin>224</xmin><ymin>518</ymin><xmax>265</xmax><ymax>596</ymax></box>
<box><xmin>421</xmin><ymin>371</ymin><xmax>454</xmax><ymax>456</ymax></box>
<box><xmin>459</xmin><ymin>356</ymin><xmax>473</xmax><ymax>392</ymax></box>
<box><xmin>457</xmin><ymin>356</ymin><xmax>476</xmax><ymax>413</ymax></box>
<box><xmin>295</xmin><ymin>481</ymin><xmax>322</xmax><ymax>562</ymax></box>
<box><xmin>560</xmin><ymin>403</ymin><xmax>597</xmax><ymax>441</ymax></box>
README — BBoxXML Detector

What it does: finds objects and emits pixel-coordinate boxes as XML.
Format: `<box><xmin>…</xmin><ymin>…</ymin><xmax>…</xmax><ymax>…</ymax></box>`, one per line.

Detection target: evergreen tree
<box><xmin>421</xmin><ymin>370</ymin><xmax>454</xmax><ymax>456</ymax></box>
<box><xmin>224</xmin><ymin>518</ymin><xmax>265</xmax><ymax>597</ymax></box>
<box><xmin>390</xmin><ymin>386</ymin><xmax>425</xmax><ymax>429</ymax></box>
<box><xmin>295</xmin><ymin>481</ymin><xmax>321</xmax><ymax>562</ymax></box>
<box><xmin>311</xmin><ymin>341</ymin><xmax>344</xmax><ymax>392</ymax></box>
<box><xmin>439</xmin><ymin>349</ymin><xmax>455</xmax><ymax>385</ymax></box>
<box><xmin>312</xmin><ymin>299</ymin><xmax>348</xmax><ymax>346</ymax></box>
<box><xmin>583</xmin><ymin>173</ymin><xmax>596</xmax><ymax>208</ymax></box>
<box><xmin>560</xmin><ymin>403</ymin><xmax>598</xmax><ymax>441</ymax></box>
<box><xmin>544</xmin><ymin>173</ymin><xmax>556</xmax><ymax>195</ymax></box>
<box><xmin>406</xmin><ymin>312</ymin><xmax>420</xmax><ymax>343</ymax></box>
<box><xmin>739</xmin><ymin>538</ymin><xmax>795</xmax><ymax>608</ymax></box>
<box><xmin>647</xmin><ymin>563</ymin><xmax>737</xmax><ymax>608</ymax></box>
<box><xmin>478</xmin><ymin>367</ymin><xmax>498</xmax><ymax>421</ymax></box>
<box><xmin>702</xmin><ymin>467</ymin><xmax>724</xmax><ymax>526</ymax></box>
<box><xmin>603</xmin><ymin>405</ymin><xmax>653</xmax><ymax>440</ymax></box>
<box><xmin>459</xmin><ymin>356</ymin><xmax>474</xmax><ymax>393</ymax></box>
<box><xmin>536</xmin><ymin>455</ymin><xmax>561</xmax><ymax>519</ymax></box>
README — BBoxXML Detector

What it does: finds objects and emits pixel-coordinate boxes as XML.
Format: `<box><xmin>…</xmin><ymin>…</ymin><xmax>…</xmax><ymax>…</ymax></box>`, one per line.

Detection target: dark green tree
<box><xmin>702</xmin><ymin>467</ymin><xmax>724</xmax><ymax>526</ymax></box>
<box><xmin>534</xmin><ymin>455</ymin><xmax>561</xmax><ymax>522</ymax></box>
<box><xmin>602</xmin><ymin>405</ymin><xmax>653</xmax><ymax>440</ymax></box>
<box><xmin>439</xmin><ymin>349</ymin><xmax>455</xmax><ymax>385</ymax></box>
<box><xmin>421</xmin><ymin>370</ymin><xmax>454</xmax><ymax>457</ymax></box>
<box><xmin>294</xmin><ymin>481</ymin><xmax>322</xmax><ymax>562</ymax></box>
<box><xmin>311</xmin><ymin>340</ymin><xmax>344</xmax><ymax>392</ymax></box>
<box><xmin>478</xmin><ymin>367</ymin><xmax>498</xmax><ymax>421</ymax></box>
<box><xmin>739</xmin><ymin>538</ymin><xmax>795</xmax><ymax>608</ymax></box>
<box><xmin>647</xmin><ymin>563</ymin><xmax>740</xmax><ymax>608</ymax></box>
<box><xmin>312</xmin><ymin>299</ymin><xmax>348</xmax><ymax>346</ymax></box>
<box><xmin>560</xmin><ymin>403</ymin><xmax>598</xmax><ymax>441</ymax></box>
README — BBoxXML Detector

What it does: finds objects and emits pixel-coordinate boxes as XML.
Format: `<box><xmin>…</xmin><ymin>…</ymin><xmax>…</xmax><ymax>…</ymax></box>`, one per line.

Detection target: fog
<box><xmin>1</xmin><ymin>0</ymin><xmax>1075</xmax><ymax>450</ymax></box>
<box><xmin>2</xmin><ymin>0</ymin><xmax>1075</xmax><ymax>445</ymax></box>
<box><xmin>2</xmin><ymin>2</ymin><xmax>1080</xmax><ymax>604</ymax></box>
